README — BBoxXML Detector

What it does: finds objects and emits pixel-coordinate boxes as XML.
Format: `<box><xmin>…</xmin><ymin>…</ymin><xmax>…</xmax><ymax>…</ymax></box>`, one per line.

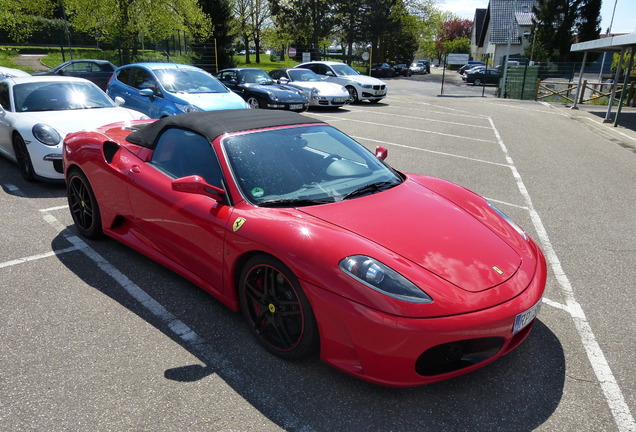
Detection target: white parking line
<box><xmin>345</xmin><ymin>107</ymin><xmax>493</xmax><ymax>129</ymax></box>
<box><xmin>39</xmin><ymin>205</ymin><xmax>69</xmax><ymax>212</ymax></box>
<box><xmin>488</xmin><ymin>117</ymin><xmax>636</xmax><ymax>432</ymax></box>
<box><xmin>352</xmin><ymin>135</ymin><xmax>511</xmax><ymax>168</ymax></box>
<box><xmin>313</xmin><ymin>113</ymin><xmax>497</xmax><ymax>144</ymax></box>
<box><xmin>0</xmin><ymin>245</ymin><xmax>82</xmax><ymax>269</ymax></box>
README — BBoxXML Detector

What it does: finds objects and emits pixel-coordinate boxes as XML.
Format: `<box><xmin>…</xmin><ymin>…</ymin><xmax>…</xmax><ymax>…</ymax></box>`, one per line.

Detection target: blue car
<box><xmin>106</xmin><ymin>63</ymin><xmax>247</xmax><ymax>118</ymax></box>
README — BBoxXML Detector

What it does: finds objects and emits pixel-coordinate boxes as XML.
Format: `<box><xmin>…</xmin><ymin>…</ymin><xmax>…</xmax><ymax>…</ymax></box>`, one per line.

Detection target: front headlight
<box><xmin>174</xmin><ymin>103</ymin><xmax>202</xmax><ymax>113</ymax></box>
<box><xmin>339</xmin><ymin>255</ymin><xmax>433</xmax><ymax>303</ymax></box>
<box><xmin>32</xmin><ymin>124</ymin><xmax>61</xmax><ymax>146</ymax></box>
<box><xmin>488</xmin><ymin>202</ymin><xmax>528</xmax><ymax>240</ymax></box>
<box><xmin>361</xmin><ymin>84</ymin><xmax>373</xmax><ymax>89</ymax></box>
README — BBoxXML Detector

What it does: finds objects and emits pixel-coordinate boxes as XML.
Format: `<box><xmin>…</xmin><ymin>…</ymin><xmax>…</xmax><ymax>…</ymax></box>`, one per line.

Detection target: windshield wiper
<box><xmin>258</xmin><ymin>198</ymin><xmax>334</xmax><ymax>207</ymax></box>
<box><xmin>342</xmin><ymin>181</ymin><xmax>396</xmax><ymax>200</ymax></box>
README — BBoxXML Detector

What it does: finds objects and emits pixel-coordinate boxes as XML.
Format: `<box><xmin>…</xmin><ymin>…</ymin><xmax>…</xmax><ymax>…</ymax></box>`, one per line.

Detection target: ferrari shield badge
<box><xmin>233</xmin><ymin>217</ymin><xmax>247</xmax><ymax>232</ymax></box>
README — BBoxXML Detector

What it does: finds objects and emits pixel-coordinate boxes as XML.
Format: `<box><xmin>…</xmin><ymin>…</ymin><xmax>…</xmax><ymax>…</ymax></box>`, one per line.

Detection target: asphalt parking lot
<box><xmin>1</xmin><ymin>74</ymin><xmax>635</xmax><ymax>432</ymax></box>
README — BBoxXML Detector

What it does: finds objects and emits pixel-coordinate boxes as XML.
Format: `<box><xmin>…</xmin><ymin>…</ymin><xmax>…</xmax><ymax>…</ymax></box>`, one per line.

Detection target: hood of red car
<box><xmin>299</xmin><ymin>180</ymin><xmax>522</xmax><ymax>293</ymax></box>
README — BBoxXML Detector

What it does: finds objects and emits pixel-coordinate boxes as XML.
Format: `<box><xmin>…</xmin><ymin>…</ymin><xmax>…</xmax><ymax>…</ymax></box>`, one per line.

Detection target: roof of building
<box><xmin>488</xmin><ymin>0</ymin><xmax>537</xmax><ymax>45</ymax></box>
<box><xmin>473</xmin><ymin>8</ymin><xmax>488</xmax><ymax>45</ymax></box>
<box><xmin>571</xmin><ymin>32</ymin><xmax>636</xmax><ymax>52</ymax></box>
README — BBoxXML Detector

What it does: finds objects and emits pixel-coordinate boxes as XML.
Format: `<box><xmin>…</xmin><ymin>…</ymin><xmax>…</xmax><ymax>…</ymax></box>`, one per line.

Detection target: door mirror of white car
<box><xmin>114</xmin><ymin>96</ymin><xmax>126</xmax><ymax>106</ymax></box>
<box><xmin>278</xmin><ymin>77</ymin><xmax>289</xmax><ymax>84</ymax></box>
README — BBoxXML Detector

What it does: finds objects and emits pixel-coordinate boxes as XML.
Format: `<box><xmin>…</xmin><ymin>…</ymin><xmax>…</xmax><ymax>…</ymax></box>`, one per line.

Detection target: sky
<box><xmin>436</xmin><ymin>0</ymin><xmax>636</xmax><ymax>35</ymax></box>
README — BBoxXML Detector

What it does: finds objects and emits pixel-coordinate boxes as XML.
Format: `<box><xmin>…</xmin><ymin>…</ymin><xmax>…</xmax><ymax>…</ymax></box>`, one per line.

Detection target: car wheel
<box><xmin>239</xmin><ymin>255</ymin><xmax>319</xmax><ymax>361</ymax></box>
<box><xmin>346</xmin><ymin>86</ymin><xmax>359</xmax><ymax>103</ymax></box>
<box><xmin>67</xmin><ymin>169</ymin><xmax>103</xmax><ymax>239</ymax></box>
<box><xmin>473</xmin><ymin>78</ymin><xmax>481</xmax><ymax>86</ymax></box>
<box><xmin>12</xmin><ymin>134</ymin><xmax>35</xmax><ymax>182</ymax></box>
<box><xmin>246</xmin><ymin>96</ymin><xmax>262</xmax><ymax>109</ymax></box>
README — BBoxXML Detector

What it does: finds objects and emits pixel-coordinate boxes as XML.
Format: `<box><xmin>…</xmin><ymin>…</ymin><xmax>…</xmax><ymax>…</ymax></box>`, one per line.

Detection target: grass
<box><xmin>0</xmin><ymin>49</ymin><xmax>25</xmax><ymax>70</ymax></box>
<box><xmin>233</xmin><ymin>55</ymin><xmax>300</xmax><ymax>71</ymax></box>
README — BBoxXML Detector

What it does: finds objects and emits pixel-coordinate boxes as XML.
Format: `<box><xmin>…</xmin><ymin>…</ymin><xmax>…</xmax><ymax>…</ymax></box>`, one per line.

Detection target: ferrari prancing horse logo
<box><xmin>232</xmin><ymin>217</ymin><xmax>247</xmax><ymax>232</ymax></box>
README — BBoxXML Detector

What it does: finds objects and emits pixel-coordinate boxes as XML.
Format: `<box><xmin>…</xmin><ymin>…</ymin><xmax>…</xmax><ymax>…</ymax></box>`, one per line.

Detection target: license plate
<box><xmin>513</xmin><ymin>298</ymin><xmax>542</xmax><ymax>333</ymax></box>
<box><xmin>333</xmin><ymin>98</ymin><xmax>345</xmax><ymax>103</ymax></box>
<box><xmin>289</xmin><ymin>104</ymin><xmax>303</xmax><ymax>110</ymax></box>
<box><xmin>375</xmin><ymin>90</ymin><xmax>386</xmax><ymax>96</ymax></box>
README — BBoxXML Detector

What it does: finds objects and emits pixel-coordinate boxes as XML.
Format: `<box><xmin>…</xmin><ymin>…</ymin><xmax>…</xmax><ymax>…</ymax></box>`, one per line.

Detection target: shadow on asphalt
<box><xmin>53</xmin><ymin>227</ymin><xmax>566</xmax><ymax>432</ymax></box>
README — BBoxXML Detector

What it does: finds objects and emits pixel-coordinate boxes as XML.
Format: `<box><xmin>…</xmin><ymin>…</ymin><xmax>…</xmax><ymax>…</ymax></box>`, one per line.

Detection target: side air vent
<box><xmin>103</xmin><ymin>141</ymin><xmax>120</xmax><ymax>163</ymax></box>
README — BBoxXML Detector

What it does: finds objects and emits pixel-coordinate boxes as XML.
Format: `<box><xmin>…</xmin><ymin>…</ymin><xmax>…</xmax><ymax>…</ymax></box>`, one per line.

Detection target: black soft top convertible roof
<box><xmin>126</xmin><ymin>109</ymin><xmax>324</xmax><ymax>149</ymax></box>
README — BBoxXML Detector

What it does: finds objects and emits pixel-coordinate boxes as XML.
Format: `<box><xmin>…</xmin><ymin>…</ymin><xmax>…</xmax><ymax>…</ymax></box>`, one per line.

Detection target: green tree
<box><xmin>332</xmin><ymin>0</ymin><xmax>366</xmax><ymax>64</ymax></box>
<box><xmin>0</xmin><ymin>0</ymin><xmax>57</xmax><ymax>42</ymax></box>
<box><xmin>532</xmin><ymin>0</ymin><xmax>600</xmax><ymax>62</ymax></box>
<box><xmin>199</xmin><ymin>0</ymin><xmax>236</xmax><ymax>70</ymax></box>
<box><xmin>62</xmin><ymin>0</ymin><xmax>211</xmax><ymax>64</ymax></box>
<box><xmin>268</xmin><ymin>0</ymin><xmax>334</xmax><ymax>54</ymax></box>
<box><xmin>405</xmin><ymin>0</ymin><xmax>442</xmax><ymax>59</ymax></box>
<box><xmin>575</xmin><ymin>0</ymin><xmax>600</xmax><ymax>42</ymax></box>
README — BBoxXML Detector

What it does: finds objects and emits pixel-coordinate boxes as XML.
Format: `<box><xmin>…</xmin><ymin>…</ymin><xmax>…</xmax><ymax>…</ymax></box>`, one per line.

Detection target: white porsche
<box><xmin>0</xmin><ymin>76</ymin><xmax>147</xmax><ymax>182</ymax></box>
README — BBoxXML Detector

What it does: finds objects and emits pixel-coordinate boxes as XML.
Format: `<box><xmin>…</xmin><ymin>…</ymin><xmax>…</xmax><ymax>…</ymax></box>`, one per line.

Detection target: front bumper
<box><xmin>302</xmin><ymin>250</ymin><xmax>546</xmax><ymax>387</ymax></box>
<box><xmin>266</xmin><ymin>102</ymin><xmax>309</xmax><ymax>112</ymax></box>
<box><xmin>26</xmin><ymin>139</ymin><xmax>64</xmax><ymax>181</ymax></box>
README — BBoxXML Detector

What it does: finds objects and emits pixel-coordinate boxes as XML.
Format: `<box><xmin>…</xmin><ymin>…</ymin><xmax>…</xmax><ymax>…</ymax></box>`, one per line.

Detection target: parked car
<box><xmin>392</xmin><ymin>63</ymin><xmax>412</xmax><ymax>77</ymax></box>
<box><xmin>459</xmin><ymin>61</ymin><xmax>486</xmax><ymax>75</ymax></box>
<box><xmin>409</xmin><ymin>60</ymin><xmax>430</xmax><ymax>75</ymax></box>
<box><xmin>268</xmin><ymin>68</ymin><xmax>350</xmax><ymax>108</ymax></box>
<box><xmin>107</xmin><ymin>63</ymin><xmax>248</xmax><ymax>118</ymax></box>
<box><xmin>370</xmin><ymin>63</ymin><xmax>396</xmax><ymax>78</ymax></box>
<box><xmin>460</xmin><ymin>65</ymin><xmax>487</xmax><ymax>79</ymax></box>
<box><xmin>63</xmin><ymin>109</ymin><xmax>547</xmax><ymax>387</ymax></box>
<box><xmin>0</xmin><ymin>66</ymin><xmax>30</xmax><ymax>78</ymax></box>
<box><xmin>216</xmin><ymin>68</ymin><xmax>309</xmax><ymax>111</ymax></box>
<box><xmin>464</xmin><ymin>68</ymin><xmax>501</xmax><ymax>86</ymax></box>
<box><xmin>0</xmin><ymin>76</ymin><xmax>147</xmax><ymax>182</ymax></box>
<box><xmin>33</xmin><ymin>59</ymin><xmax>116</xmax><ymax>90</ymax></box>
<box><xmin>296</xmin><ymin>61</ymin><xmax>387</xmax><ymax>103</ymax></box>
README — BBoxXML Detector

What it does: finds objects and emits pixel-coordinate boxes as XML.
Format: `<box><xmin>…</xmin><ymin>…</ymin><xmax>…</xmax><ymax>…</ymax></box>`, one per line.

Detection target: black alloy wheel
<box><xmin>13</xmin><ymin>134</ymin><xmax>35</xmax><ymax>182</ymax></box>
<box><xmin>67</xmin><ymin>169</ymin><xmax>103</xmax><ymax>239</ymax></box>
<box><xmin>239</xmin><ymin>255</ymin><xmax>319</xmax><ymax>360</ymax></box>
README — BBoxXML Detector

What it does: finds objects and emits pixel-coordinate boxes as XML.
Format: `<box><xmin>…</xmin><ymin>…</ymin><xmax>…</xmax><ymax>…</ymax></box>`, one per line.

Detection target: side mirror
<box><xmin>139</xmin><ymin>88</ymin><xmax>154</xmax><ymax>98</ymax></box>
<box><xmin>114</xmin><ymin>96</ymin><xmax>126</xmax><ymax>106</ymax></box>
<box><xmin>375</xmin><ymin>146</ymin><xmax>388</xmax><ymax>160</ymax></box>
<box><xmin>172</xmin><ymin>175</ymin><xmax>225</xmax><ymax>202</ymax></box>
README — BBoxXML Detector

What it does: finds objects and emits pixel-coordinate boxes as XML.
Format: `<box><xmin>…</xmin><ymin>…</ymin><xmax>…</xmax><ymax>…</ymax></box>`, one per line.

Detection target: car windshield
<box><xmin>155</xmin><ymin>68</ymin><xmax>228</xmax><ymax>94</ymax></box>
<box><xmin>13</xmin><ymin>81</ymin><xmax>115</xmax><ymax>112</ymax></box>
<box><xmin>223</xmin><ymin>125</ymin><xmax>403</xmax><ymax>206</ymax></box>
<box><xmin>239</xmin><ymin>69</ymin><xmax>274</xmax><ymax>85</ymax></box>
<box><xmin>287</xmin><ymin>69</ymin><xmax>321</xmax><ymax>82</ymax></box>
<box><xmin>331</xmin><ymin>64</ymin><xmax>359</xmax><ymax>76</ymax></box>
